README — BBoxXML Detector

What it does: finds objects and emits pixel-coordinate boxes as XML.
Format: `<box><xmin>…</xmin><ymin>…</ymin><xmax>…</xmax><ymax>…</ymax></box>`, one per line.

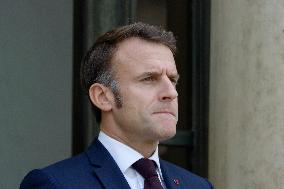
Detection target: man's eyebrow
<box><xmin>136</xmin><ymin>71</ymin><xmax>180</xmax><ymax>80</ymax></box>
<box><xmin>137</xmin><ymin>71</ymin><xmax>162</xmax><ymax>78</ymax></box>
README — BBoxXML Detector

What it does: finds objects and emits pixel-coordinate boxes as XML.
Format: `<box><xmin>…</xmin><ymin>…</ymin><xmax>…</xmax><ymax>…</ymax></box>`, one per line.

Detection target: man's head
<box><xmin>81</xmin><ymin>22</ymin><xmax>179</xmax><ymax>153</ymax></box>
<box><xmin>81</xmin><ymin>22</ymin><xmax>177</xmax><ymax>122</ymax></box>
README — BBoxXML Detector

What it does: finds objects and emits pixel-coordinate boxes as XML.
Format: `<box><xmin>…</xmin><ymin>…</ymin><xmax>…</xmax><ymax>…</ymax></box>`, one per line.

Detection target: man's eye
<box><xmin>170</xmin><ymin>79</ymin><xmax>178</xmax><ymax>86</ymax></box>
<box><xmin>142</xmin><ymin>76</ymin><xmax>155</xmax><ymax>81</ymax></box>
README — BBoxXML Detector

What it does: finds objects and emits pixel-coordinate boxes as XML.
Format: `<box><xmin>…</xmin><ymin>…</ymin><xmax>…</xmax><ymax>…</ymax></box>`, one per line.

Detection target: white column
<box><xmin>209</xmin><ymin>0</ymin><xmax>284</xmax><ymax>188</ymax></box>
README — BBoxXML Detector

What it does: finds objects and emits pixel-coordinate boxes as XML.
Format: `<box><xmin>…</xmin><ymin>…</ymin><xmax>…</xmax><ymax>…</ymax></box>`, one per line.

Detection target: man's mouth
<box><xmin>152</xmin><ymin>111</ymin><xmax>177</xmax><ymax>120</ymax></box>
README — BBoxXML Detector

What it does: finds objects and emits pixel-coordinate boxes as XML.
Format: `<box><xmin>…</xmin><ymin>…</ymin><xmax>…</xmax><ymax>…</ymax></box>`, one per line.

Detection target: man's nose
<box><xmin>158</xmin><ymin>77</ymin><xmax>178</xmax><ymax>102</ymax></box>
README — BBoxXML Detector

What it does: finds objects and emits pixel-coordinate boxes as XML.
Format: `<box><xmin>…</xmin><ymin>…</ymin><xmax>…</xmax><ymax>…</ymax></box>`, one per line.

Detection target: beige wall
<box><xmin>209</xmin><ymin>0</ymin><xmax>284</xmax><ymax>188</ymax></box>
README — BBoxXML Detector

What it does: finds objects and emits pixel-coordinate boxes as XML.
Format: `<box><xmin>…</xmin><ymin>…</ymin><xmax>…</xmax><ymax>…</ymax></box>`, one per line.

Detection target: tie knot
<box><xmin>132</xmin><ymin>158</ymin><xmax>158</xmax><ymax>179</ymax></box>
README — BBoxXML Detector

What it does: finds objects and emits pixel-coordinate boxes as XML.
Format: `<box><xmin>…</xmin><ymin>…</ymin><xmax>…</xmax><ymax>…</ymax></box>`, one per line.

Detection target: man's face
<box><xmin>109</xmin><ymin>38</ymin><xmax>179</xmax><ymax>145</ymax></box>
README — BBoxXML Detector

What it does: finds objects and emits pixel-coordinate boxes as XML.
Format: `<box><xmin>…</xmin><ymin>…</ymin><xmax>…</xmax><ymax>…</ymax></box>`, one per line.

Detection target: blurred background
<box><xmin>1</xmin><ymin>0</ymin><xmax>284</xmax><ymax>189</ymax></box>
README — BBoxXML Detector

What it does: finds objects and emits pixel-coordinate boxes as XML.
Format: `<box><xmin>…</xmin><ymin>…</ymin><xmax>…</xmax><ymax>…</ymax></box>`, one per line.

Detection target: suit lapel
<box><xmin>160</xmin><ymin>160</ymin><xmax>184</xmax><ymax>189</ymax></box>
<box><xmin>86</xmin><ymin>139</ymin><xmax>131</xmax><ymax>189</ymax></box>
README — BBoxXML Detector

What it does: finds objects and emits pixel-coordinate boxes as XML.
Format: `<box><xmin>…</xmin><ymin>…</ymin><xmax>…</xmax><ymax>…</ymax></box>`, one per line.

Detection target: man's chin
<box><xmin>159</xmin><ymin>129</ymin><xmax>176</xmax><ymax>142</ymax></box>
<box><xmin>155</xmin><ymin>118</ymin><xmax>177</xmax><ymax>130</ymax></box>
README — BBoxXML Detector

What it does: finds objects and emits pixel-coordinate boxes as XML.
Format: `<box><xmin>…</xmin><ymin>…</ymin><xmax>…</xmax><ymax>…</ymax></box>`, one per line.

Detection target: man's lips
<box><xmin>152</xmin><ymin>111</ymin><xmax>177</xmax><ymax>120</ymax></box>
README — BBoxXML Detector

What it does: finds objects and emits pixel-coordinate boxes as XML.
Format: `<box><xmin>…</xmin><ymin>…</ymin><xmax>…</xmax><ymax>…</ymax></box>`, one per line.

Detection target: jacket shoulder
<box><xmin>20</xmin><ymin>153</ymin><xmax>101</xmax><ymax>189</ymax></box>
<box><xmin>20</xmin><ymin>169</ymin><xmax>61</xmax><ymax>189</ymax></box>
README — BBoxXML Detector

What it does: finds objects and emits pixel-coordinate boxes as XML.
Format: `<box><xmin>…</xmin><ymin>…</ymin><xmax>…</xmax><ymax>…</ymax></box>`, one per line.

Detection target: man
<box><xmin>20</xmin><ymin>22</ymin><xmax>214</xmax><ymax>189</ymax></box>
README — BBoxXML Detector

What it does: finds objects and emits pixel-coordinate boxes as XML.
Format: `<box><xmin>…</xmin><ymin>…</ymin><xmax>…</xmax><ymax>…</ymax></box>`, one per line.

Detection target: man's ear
<box><xmin>89</xmin><ymin>83</ymin><xmax>113</xmax><ymax>111</ymax></box>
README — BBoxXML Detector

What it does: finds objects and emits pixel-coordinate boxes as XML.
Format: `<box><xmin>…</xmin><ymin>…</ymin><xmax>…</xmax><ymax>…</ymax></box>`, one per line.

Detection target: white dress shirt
<box><xmin>98</xmin><ymin>131</ymin><xmax>166</xmax><ymax>189</ymax></box>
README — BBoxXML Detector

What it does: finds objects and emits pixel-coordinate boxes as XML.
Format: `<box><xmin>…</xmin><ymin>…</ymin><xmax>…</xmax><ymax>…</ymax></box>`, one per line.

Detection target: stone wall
<box><xmin>209</xmin><ymin>0</ymin><xmax>284</xmax><ymax>188</ymax></box>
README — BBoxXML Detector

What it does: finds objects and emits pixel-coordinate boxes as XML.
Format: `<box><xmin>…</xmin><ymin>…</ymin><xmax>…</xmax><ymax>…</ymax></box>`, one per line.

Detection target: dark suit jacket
<box><xmin>20</xmin><ymin>139</ymin><xmax>214</xmax><ymax>189</ymax></box>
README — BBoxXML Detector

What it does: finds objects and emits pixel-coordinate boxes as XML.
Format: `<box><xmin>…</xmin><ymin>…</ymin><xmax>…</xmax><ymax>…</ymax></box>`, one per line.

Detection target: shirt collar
<box><xmin>98</xmin><ymin>131</ymin><xmax>162</xmax><ymax>174</ymax></box>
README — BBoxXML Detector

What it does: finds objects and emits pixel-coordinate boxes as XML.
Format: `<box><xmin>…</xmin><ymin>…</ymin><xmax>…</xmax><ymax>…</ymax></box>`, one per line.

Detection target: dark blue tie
<box><xmin>132</xmin><ymin>158</ymin><xmax>164</xmax><ymax>189</ymax></box>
